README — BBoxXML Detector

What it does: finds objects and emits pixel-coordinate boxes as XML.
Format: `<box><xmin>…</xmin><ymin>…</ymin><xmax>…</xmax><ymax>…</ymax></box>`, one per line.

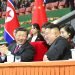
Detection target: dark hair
<box><xmin>42</xmin><ymin>22</ymin><xmax>51</xmax><ymax>28</ymax></box>
<box><xmin>15</xmin><ymin>27</ymin><xmax>28</xmax><ymax>35</ymax></box>
<box><xmin>62</xmin><ymin>25</ymin><xmax>75</xmax><ymax>39</ymax></box>
<box><xmin>32</xmin><ymin>23</ymin><xmax>40</xmax><ymax>31</ymax></box>
<box><xmin>45</xmin><ymin>23</ymin><xmax>60</xmax><ymax>30</ymax></box>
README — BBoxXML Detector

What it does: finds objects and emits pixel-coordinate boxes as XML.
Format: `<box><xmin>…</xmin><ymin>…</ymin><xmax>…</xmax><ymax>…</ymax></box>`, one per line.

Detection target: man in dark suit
<box><xmin>0</xmin><ymin>27</ymin><xmax>35</xmax><ymax>62</ymax></box>
<box><xmin>43</xmin><ymin>23</ymin><xmax>71</xmax><ymax>61</ymax></box>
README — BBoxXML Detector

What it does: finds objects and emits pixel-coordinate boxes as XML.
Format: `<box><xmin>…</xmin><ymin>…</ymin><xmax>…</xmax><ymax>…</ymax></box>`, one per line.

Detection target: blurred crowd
<box><xmin>0</xmin><ymin>0</ymin><xmax>75</xmax><ymax>13</ymax></box>
<box><xmin>0</xmin><ymin>0</ymin><xmax>74</xmax><ymax>19</ymax></box>
<box><xmin>0</xmin><ymin>0</ymin><xmax>34</xmax><ymax>12</ymax></box>
<box><xmin>0</xmin><ymin>0</ymin><xmax>65</xmax><ymax>12</ymax></box>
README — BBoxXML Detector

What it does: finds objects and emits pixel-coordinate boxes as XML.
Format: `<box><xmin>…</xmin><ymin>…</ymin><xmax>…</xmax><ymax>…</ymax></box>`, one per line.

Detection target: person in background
<box><xmin>21</xmin><ymin>0</ymin><xmax>30</xmax><ymax>8</ymax></box>
<box><xmin>0</xmin><ymin>27</ymin><xmax>35</xmax><ymax>62</ymax></box>
<box><xmin>1</xmin><ymin>0</ymin><xmax>7</xmax><ymax>11</ymax></box>
<box><xmin>65</xmin><ymin>0</ymin><xmax>75</xmax><ymax>11</ymax></box>
<box><xmin>28</xmin><ymin>23</ymin><xmax>44</xmax><ymax>42</ymax></box>
<box><xmin>29</xmin><ymin>0</ymin><xmax>34</xmax><ymax>2</ymax></box>
<box><xmin>60</xmin><ymin>24</ymin><xmax>75</xmax><ymax>48</ymax></box>
<box><xmin>0</xmin><ymin>0</ymin><xmax>2</xmax><ymax>11</ymax></box>
<box><xmin>43</xmin><ymin>23</ymin><xmax>71</xmax><ymax>61</ymax></box>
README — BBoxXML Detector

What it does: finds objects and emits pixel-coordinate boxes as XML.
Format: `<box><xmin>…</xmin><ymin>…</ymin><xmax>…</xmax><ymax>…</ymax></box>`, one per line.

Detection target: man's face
<box><xmin>15</xmin><ymin>31</ymin><xmax>27</xmax><ymax>45</ymax></box>
<box><xmin>31</xmin><ymin>25</ymin><xmax>38</xmax><ymax>35</ymax></box>
<box><xmin>45</xmin><ymin>28</ymin><xmax>57</xmax><ymax>45</ymax></box>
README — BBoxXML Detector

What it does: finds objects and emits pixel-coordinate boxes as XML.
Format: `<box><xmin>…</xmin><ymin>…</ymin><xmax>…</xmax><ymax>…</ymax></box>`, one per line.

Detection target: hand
<box><xmin>0</xmin><ymin>45</ymin><xmax>8</xmax><ymax>55</ymax></box>
<box><xmin>43</xmin><ymin>55</ymin><xmax>49</xmax><ymax>61</ymax></box>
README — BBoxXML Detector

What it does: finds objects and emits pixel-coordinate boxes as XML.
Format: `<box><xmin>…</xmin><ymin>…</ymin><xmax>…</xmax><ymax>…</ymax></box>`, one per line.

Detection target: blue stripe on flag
<box><xmin>4</xmin><ymin>31</ymin><xmax>14</xmax><ymax>44</ymax></box>
<box><xmin>4</xmin><ymin>0</ymin><xmax>20</xmax><ymax>44</ymax></box>
<box><xmin>9</xmin><ymin>0</ymin><xmax>14</xmax><ymax>6</ymax></box>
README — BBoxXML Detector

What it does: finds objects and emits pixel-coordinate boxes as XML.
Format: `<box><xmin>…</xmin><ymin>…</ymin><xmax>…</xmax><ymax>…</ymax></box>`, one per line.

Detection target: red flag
<box><xmin>32</xmin><ymin>0</ymin><xmax>48</xmax><ymax>28</ymax></box>
<box><xmin>4</xmin><ymin>0</ymin><xmax>20</xmax><ymax>44</ymax></box>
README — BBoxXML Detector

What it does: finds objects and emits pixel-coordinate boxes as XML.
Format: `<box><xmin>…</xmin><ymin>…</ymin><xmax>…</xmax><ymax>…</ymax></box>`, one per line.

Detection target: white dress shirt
<box><xmin>31</xmin><ymin>34</ymin><xmax>37</xmax><ymax>42</ymax></box>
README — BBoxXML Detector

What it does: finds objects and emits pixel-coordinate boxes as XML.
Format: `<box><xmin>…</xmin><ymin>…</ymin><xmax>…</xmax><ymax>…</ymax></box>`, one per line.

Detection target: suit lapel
<box><xmin>15</xmin><ymin>43</ymin><xmax>27</xmax><ymax>54</ymax></box>
<box><xmin>11</xmin><ymin>41</ymin><xmax>29</xmax><ymax>55</ymax></box>
<box><xmin>11</xmin><ymin>44</ymin><xmax>16</xmax><ymax>54</ymax></box>
<box><xmin>17</xmin><ymin>41</ymin><xmax>29</xmax><ymax>54</ymax></box>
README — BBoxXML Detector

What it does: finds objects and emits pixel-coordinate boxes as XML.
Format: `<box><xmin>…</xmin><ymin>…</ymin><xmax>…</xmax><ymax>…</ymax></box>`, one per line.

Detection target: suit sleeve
<box><xmin>20</xmin><ymin>45</ymin><xmax>35</xmax><ymax>62</ymax></box>
<box><xmin>46</xmin><ymin>39</ymin><xmax>67</xmax><ymax>60</ymax></box>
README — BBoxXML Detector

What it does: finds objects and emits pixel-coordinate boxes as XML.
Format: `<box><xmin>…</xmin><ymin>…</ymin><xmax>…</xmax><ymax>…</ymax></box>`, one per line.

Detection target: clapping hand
<box><xmin>0</xmin><ymin>45</ymin><xmax>8</xmax><ymax>55</ymax></box>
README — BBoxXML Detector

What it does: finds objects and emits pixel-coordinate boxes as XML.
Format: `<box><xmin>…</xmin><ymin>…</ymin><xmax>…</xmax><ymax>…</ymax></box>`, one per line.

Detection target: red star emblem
<box><xmin>6</xmin><ymin>10</ymin><xmax>11</xmax><ymax>18</ymax></box>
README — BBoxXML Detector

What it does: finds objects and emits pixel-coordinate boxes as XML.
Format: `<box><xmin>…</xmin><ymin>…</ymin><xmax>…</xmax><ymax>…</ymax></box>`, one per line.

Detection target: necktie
<box><xmin>14</xmin><ymin>45</ymin><xmax>19</xmax><ymax>53</ymax></box>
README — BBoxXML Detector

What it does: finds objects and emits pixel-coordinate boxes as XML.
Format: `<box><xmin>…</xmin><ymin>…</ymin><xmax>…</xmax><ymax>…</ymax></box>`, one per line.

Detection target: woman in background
<box><xmin>28</xmin><ymin>23</ymin><xmax>44</xmax><ymax>42</ymax></box>
<box><xmin>60</xmin><ymin>24</ymin><xmax>75</xmax><ymax>48</ymax></box>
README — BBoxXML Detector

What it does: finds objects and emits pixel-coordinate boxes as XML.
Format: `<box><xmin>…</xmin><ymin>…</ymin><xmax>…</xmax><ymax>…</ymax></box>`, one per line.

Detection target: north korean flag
<box><xmin>4</xmin><ymin>0</ymin><xmax>20</xmax><ymax>44</ymax></box>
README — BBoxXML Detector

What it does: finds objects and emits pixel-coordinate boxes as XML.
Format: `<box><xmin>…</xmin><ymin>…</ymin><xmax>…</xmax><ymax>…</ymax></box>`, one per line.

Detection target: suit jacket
<box><xmin>8</xmin><ymin>41</ymin><xmax>35</xmax><ymax>62</ymax></box>
<box><xmin>0</xmin><ymin>41</ymin><xmax>35</xmax><ymax>62</ymax></box>
<box><xmin>45</xmin><ymin>36</ymin><xmax>72</xmax><ymax>60</ymax></box>
<box><xmin>28</xmin><ymin>33</ymin><xmax>45</xmax><ymax>42</ymax></box>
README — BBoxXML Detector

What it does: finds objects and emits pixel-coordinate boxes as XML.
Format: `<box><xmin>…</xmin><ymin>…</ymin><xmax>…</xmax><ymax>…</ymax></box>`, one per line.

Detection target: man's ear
<box><xmin>55</xmin><ymin>30</ymin><xmax>60</xmax><ymax>38</ymax></box>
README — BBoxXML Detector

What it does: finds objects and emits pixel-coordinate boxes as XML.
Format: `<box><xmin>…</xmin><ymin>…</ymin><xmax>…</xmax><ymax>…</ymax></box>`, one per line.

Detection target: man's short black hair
<box><xmin>42</xmin><ymin>22</ymin><xmax>51</xmax><ymax>28</ymax></box>
<box><xmin>15</xmin><ymin>27</ymin><xmax>28</xmax><ymax>35</ymax></box>
<box><xmin>45</xmin><ymin>23</ymin><xmax>60</xmax><ymax>30</ymax></box>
